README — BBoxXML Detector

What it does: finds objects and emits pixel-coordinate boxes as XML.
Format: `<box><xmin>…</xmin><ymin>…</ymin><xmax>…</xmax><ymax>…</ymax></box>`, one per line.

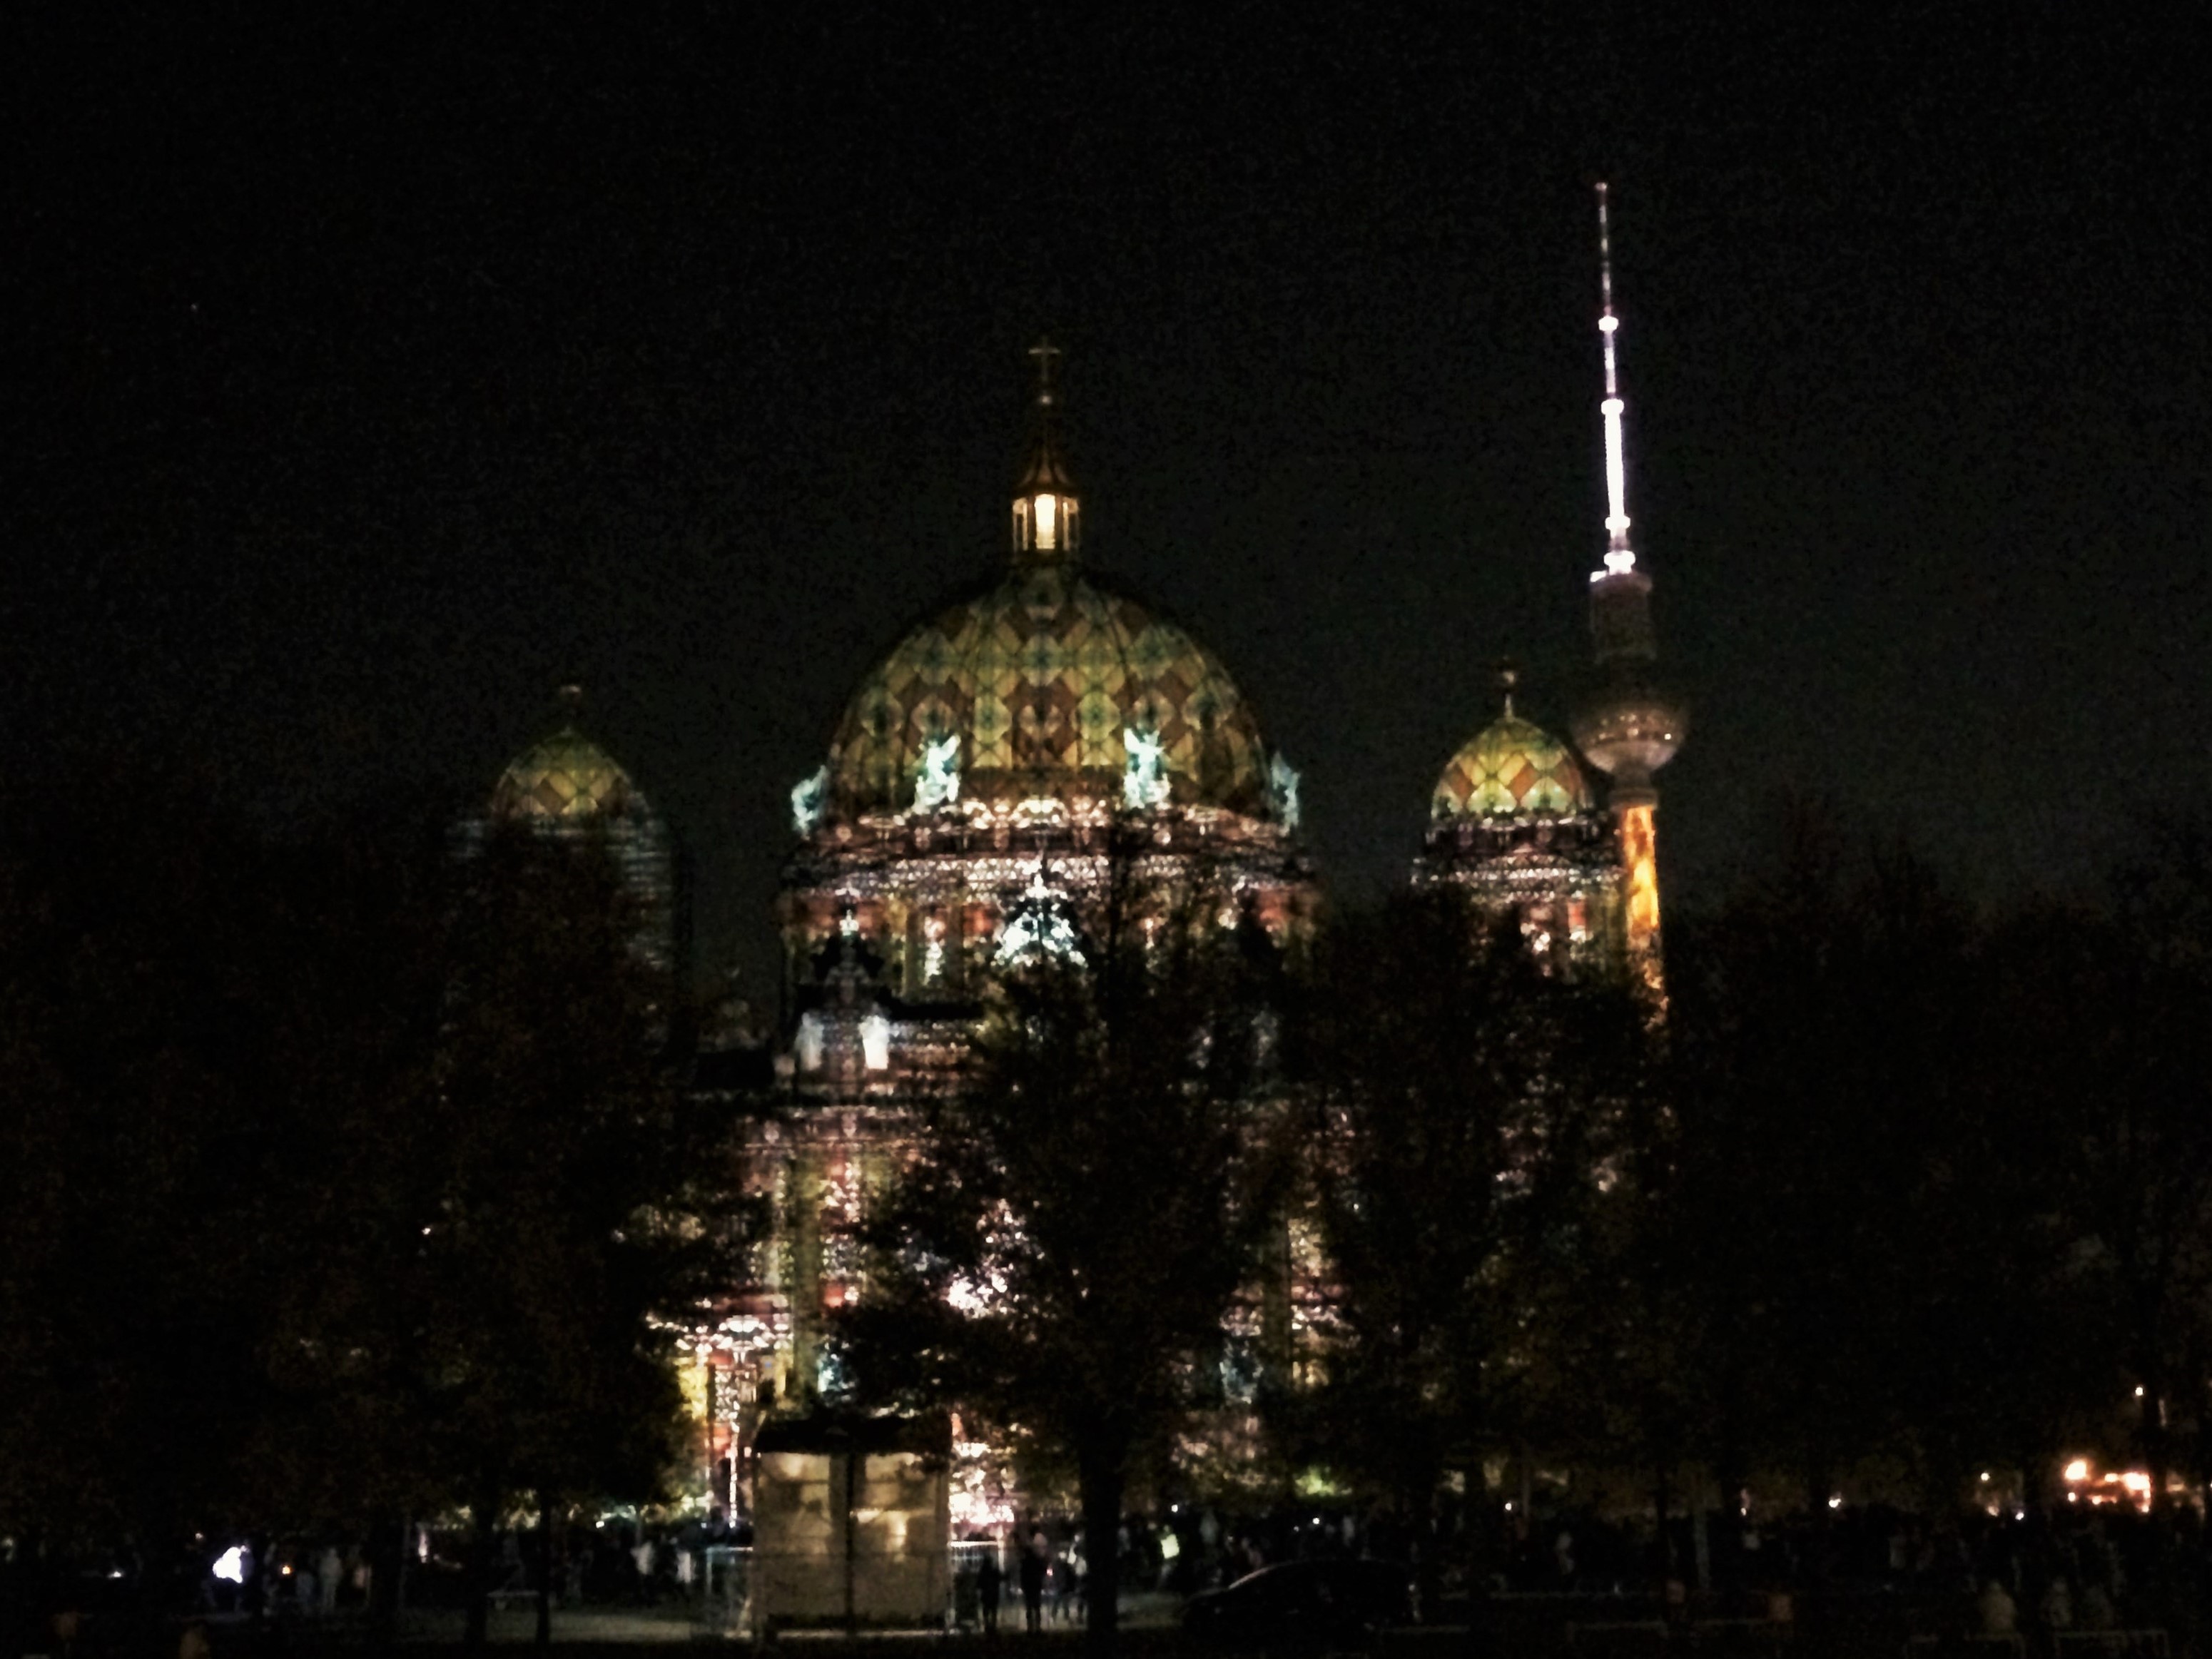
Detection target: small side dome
<box><xmin>1432</xmin><ymin>677</ymin><xmax>1593</xmax><ymax>822</ymax></box>
<box><xmin>492</xmin><ymin>726</ymin><xmax>642</xmax><ymax>821</ymax></box>
<box><xmin>477</xmin><ymin>689</ymin><xmax>676</xmax><ymax>972</ymax></box>
<box><xmin>492</xmin><ymin>689</ymin><xmax>654</xmax><ymax>824</ymax></box>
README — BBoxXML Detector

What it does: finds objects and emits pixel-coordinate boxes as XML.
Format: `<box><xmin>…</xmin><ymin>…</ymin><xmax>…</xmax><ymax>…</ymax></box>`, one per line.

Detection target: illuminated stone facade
<box><xmin>1412</xmin><ymin>188</ymin><xmax>1683</xmax><ymax>997</ymax></box>
<box><xmin>776</xmin><ymin>347</ymin><xmax>1313</xmax><ymax>1104</ymax></box>
<box><xmin>1414</xmin><ymin>672</ymin><xmax>1633</xmax><ymax>978</ymax></box>
<box><xmin>715</xmin><ymin>349</ymin><xmax>1319</xmax><ymax>1457</ymax></box>
<box><xmin>498</xmin><ymin>288</ymin><xmax>1683</xmax><ymax>1519</ymax></box>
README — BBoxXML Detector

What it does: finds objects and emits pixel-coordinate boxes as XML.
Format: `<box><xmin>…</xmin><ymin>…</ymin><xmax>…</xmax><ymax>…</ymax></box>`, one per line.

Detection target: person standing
<box><xmin>1019</xmin><ymin>1533</ymin><xmax>1047</xmax><ymax>1634</ymax></box>
<box><xmin>978</xmin><ymin>1546</ymin><xmax>1004</xmax><ymax>1638</ymax></box>
<box><xmin>1055</xmin><ymin>1541</ymin><xmax>1080</xmax><ymax>1625</ymax></box>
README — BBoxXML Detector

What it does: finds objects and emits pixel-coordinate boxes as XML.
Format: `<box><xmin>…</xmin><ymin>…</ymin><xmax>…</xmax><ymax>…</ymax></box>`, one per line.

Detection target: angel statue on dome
<box><xmin>913</xmin><ymin>731</ymin><xmax>962</xmax><ymax>812</ymax></box>
<box><xmin>1269</xmin><ymin>753</ymin><xmax>1302</xmax><ymax>833</ymax></box>
<box><xmin>1122</xmin><ymin>725</ymin><xmax>1171</xmax><ymax>811</ymax></box>
<box><xmin>790</xmin><ymin>764</ymin><xmax>828</xmax><ymax>836</ymax></box>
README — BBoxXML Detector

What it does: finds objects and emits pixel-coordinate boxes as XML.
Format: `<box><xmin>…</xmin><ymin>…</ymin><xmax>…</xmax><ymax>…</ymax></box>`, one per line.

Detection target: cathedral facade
<box><xmin>478</xmin><ymin>191</ymin><xmax>1682</xmax><ymax>1519</ymax></box>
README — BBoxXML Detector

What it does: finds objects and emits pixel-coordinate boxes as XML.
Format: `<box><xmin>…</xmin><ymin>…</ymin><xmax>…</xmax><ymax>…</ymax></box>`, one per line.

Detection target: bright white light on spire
<box><xmin>1603</xmin><ymin>407</ymin><xmax>1630</xmax><ymax>532</ymax></box>
<box><xmin>1592</xmin><ymin>184</ymin><xmax>1640</xmax><ymax>583</ymax></box>
<box><xmin>1033</xmin><ymin>492</ymin><xmax>1058</xmax><ymax>549</ymax></box>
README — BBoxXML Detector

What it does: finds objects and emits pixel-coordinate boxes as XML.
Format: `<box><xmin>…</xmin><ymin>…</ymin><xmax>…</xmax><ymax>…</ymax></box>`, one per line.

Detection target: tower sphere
<box><xmin>1569</xmin><ymin>683</ymin><xmax>1684</xmax><ymax>788</ymax></box>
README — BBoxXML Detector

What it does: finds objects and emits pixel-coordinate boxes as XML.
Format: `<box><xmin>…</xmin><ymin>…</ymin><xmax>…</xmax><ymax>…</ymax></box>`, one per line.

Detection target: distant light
<box><xmin>2064</xmin><ymin>1459</ymin><xmax>2090</xmax><ymax>1483</ymax></box>
<box><xmin>1035</xmin><ymin>492</ymin><xmax>1059</xmax><ymax>549</ymax></box>
<box><xmin>1979</xmin><ymin>1472</ymin><xmax>1991</xmax><ymax>1483</ymax></box>
<box><xmin>1600</xmin><ymin>315</ymin><xmax>1619</xmax><ymax>334</ymax></box>
<box><xmin>1504</xmin><ymin>1501</ymin><xmax>1514</xmax><ymax>1513</ymax></box>
<box><xmin>1827</xmin><ymin>1496</ymin><xmax>1842</xmax><ymax>1511</ymax></box>
<box><xmin>213</xmin><ymin>1548</ymin><xmax>247</xmax><ymax>1584</ymax></box>
<box><xmin>2135</xmin><ymin>1386</ymin><xmax>2146</xmax><ymax>1398</ymax></box>
<box><xmin>1312</xmin><ymin>1516</ymin><xmax>1322</xmax><ymax>1528</ymax></box>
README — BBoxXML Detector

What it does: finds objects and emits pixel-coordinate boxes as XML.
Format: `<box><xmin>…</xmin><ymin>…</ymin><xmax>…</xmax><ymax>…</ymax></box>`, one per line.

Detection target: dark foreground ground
<box><xmin>64</xmin><ymin>1595</ymin><xmax>2186</xmax><ymax>1659</ymax></box>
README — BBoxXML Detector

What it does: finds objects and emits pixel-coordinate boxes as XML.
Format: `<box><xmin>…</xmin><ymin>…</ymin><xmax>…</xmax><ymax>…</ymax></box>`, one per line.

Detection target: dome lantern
<box><xmin>1011</xmin><ymin>338</ymin><xmax>1080</xmax><ymax>562</ymax></box>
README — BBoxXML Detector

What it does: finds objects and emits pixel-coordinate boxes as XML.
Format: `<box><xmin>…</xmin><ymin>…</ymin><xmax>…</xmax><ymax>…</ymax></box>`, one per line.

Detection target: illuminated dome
<box><xmin>827</xmin><ymin>562</ymin><xmax>1272</xmax><ymax>818</ymax></box>
<box><xmin>1431</xmin><ymin>707</ymin><xmax>1593</xmax><ymax>822</ymax></box>
<box><xmin>480</xmin><ymin>691</ymin><xmax>675</xmax><ymax>971</ymax></box>
<box><xmin>492</xmin><ymin>724</ymin><xmax>651</xmax><ymax>822</ymax></box>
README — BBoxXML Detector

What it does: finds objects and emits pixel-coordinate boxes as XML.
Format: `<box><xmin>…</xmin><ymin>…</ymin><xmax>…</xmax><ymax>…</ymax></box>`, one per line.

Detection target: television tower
<box><xmin>1570</xmin><ymin>183</ymin><xmax>1685</xmax><ymax>991</ymax></box>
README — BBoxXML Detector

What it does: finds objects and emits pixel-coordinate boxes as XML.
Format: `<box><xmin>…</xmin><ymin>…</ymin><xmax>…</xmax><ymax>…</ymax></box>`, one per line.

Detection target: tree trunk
<box><xmin>465</xmin><ymin>1495</ymin><xmax>497</xmax><ymax>1653</ymax></box>
<box><xmin>1803</xmin><ymin>1446</ymin><xmax>1835</xmax><ymax>1587</ymax></box>
<box><xmin>2143</xmin><ymin>1379</ymin><xmax>2171</xmax><ymax>1515</ymax></box>
<box><xmin>370</xmin><ymin>1517</ymin><xmax>405</xmax><ymax>1659</ymax></box>
<box><xmin>1080</xmin><ymin>1429</ymin><xmax>1131</xmax><ymax>1655</ymax></box>
<box><xmin>2016</xmin><ymin>1442</ymin><xmax>2049</xmax><ymax>1527</ymax></box>
<box><xmin>1516</xmin><ymin>1441</ymin><xmax>1533</xmax><ymax>1542</ymax></box>
<box><xmin>534</xmin><ymin>1492</ymin><xmax>554</xmax><ymax>1648</ymax></box>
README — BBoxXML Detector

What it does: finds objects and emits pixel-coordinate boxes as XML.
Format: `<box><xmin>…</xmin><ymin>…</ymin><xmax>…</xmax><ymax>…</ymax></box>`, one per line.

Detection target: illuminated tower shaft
<box><xmin>1570</xmin><ymin>183</ymin><xmax>1683</xmax><ymax>994</ymax></box>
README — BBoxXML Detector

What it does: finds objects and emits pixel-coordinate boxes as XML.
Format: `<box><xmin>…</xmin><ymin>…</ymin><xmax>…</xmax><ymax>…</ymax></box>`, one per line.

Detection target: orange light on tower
<box><xmin>1621</xmin><ymin>801</ymin><xmax>1661</xmax><ymax>952</ymax></box>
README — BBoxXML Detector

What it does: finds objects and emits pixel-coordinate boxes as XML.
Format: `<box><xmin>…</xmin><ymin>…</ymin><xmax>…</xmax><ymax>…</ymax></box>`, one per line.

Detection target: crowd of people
<box><xmin>16</xmin><ymin>1496</ymin><xmax>2212</xmax><ymax>1654</ymax></box>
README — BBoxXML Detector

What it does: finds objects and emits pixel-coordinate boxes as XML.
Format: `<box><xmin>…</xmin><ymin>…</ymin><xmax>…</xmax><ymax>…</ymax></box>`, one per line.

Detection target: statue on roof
<box><xmin>1269</xmin><ymin>753</ymin><xmax>1302</xmax><ymax>833</ymax></box>
<box><xmin>1122</xmin><ymin>725</ymin><xmax>1170</xmax><ymax>811</ymax></box>
<box><xmin>791</xmin><ymin>764</ymin><xmax>829</xmax><ymax>836</ymax></box>
<box><xmin>913</xmin><ymin>732</ymin><xmax>963</xmax><ymax>813</ymax></box>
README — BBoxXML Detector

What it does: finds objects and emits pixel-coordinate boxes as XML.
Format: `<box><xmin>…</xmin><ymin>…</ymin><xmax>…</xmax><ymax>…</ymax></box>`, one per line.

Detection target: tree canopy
<box><xmin>838</xmin><ymin>874</ymin><xmax>1292</xmax><ymax>1648</ymax></box>
<box><xmin>0</xmin><ymin>786</ymin><xmax>746</xmax><ymax>1634</ymax></box>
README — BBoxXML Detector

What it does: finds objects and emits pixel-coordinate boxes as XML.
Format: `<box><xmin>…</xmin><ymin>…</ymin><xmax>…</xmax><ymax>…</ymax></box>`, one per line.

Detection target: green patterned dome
<box><xmin>1432</xmin><ymin>712</ymin><xmax>1593</xmax><ymax>822</ymax></box>
<box><xmin>828</xmin><ymin>562</ymin><xmax>1272</xmax><ymax>817</ymax></box>
<box><xmin>492</xmin><ymin>726</ymin><xmax>649</xmax><ymax>822</ymax></box>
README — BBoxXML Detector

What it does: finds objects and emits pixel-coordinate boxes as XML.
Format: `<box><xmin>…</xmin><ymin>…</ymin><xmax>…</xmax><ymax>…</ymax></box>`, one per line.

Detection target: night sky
<box><xmin>6</xmin><ymin>6</ymin><xmax>2202</xmax><ymax>992</ymax></box>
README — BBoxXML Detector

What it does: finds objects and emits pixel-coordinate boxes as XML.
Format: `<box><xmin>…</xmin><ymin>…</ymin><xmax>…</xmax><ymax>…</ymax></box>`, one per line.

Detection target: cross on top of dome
<box><xmin>1028</xmin><ymin>337</ymin><xmax>1062</xmax><ymax>405</ymax></box>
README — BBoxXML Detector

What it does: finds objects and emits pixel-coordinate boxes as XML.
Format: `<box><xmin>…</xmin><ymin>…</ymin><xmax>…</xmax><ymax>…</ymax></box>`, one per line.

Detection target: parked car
<box><xmin>1183</xmin><ymin>1559</ymin><xmax>1418</xmax><ymax>1649</ymax></box>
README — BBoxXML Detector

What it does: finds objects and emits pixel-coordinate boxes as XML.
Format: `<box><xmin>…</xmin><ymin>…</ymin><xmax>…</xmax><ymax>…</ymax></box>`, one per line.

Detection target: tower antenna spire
<box><xmin>1595</xmin><ymin>181</ymin><xmax>1635</xmax><ymax>579</ymax></box>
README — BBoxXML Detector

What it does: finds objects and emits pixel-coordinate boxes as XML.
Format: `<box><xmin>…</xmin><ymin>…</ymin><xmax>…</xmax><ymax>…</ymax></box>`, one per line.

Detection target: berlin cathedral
<box><xmin>473</xmin><ymin>188</ymin><xmax>1683</xmax><ymax>1524</ymax></box>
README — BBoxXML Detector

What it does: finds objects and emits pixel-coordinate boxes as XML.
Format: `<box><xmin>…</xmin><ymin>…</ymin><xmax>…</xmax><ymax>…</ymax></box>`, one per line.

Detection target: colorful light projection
<box><xmin>1620</xmin><ymin>801</ymin><xmax>1663</xmax><ymax>997</ymax></box>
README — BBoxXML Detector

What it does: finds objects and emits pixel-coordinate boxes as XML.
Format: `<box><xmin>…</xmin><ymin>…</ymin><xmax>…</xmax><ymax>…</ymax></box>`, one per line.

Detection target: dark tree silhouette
<box><xmin>0</xmin><ymin>789</ymin><xmax>747</xmax><ymax>1650</ymax></box>
<box><xmin>341</xmin><ymin>823</ymin><xmax>743</xmax><ymax>1650</ymax></box>
<box><xmin>1282</xmin><ymin>888</ymin><xmax>1665</xmax><ymax>1546</ymax></box>
<box><xmin>838</xmin><ymin>868</ymin><xmax>1289</xmax><ymax>1652</ymax></box>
